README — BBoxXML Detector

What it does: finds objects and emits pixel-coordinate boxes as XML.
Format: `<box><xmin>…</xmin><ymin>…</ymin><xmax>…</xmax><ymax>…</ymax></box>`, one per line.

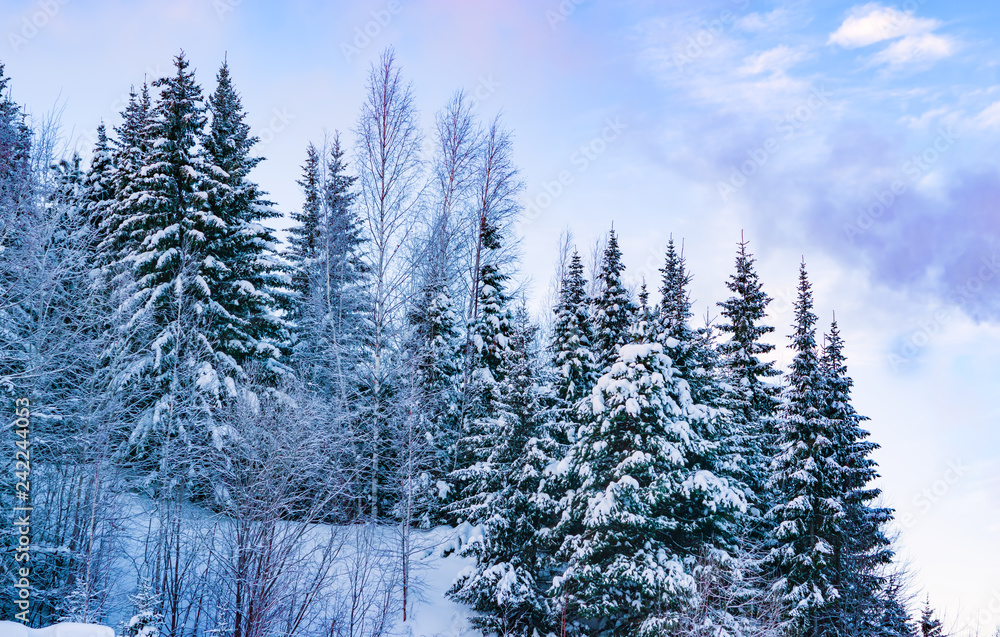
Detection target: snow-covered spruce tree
<box><xmin>876</xmin><ymin>575</ymin><xmax>913</xmax><ymax>637</ymax></box>
<box><xmin>450</xmin><ymin>213</ymin><xmax>516</xmax><ymax>513</ymax></box>
<box><xmin>0</xmin><ymin>62</ymin><xmax>32</xmax><ymax>219</ymax></box>
<box><xmin>919</xmin><ymin>595</ymin><xmax>945</xmax><ymax>637</ymax></box>
<box><xmin>406</xmin><ymin>250</ymin><xmax>464</xmax><ymax>521</ymax></box>
<box><xmin>80</xmin><ymin>123</ymin><xmax>116</xmax><ymax>257</ymax></box>
<box><xmin>111</xmin><ymin>53</ymin><xmax>236</xmax><ymax>498</ymax></box>
<box><xmin>448</xmin><ymin>305</ymin><xmax>559</xmax><ymax>637</ymax></box>
<box><xmin>765</xmin><ymin>260</ymin><xmax>845</xmax><ymax>637</ymax></box>
<box><xmin>591</xmin><ymin>228</ymin><xmax>635</xmax><ymax>372</ymax></box>
<box><xmin>654</xmin><ymin>237</ymin><xmax>721</xmax><ymax>407</ymax></box>
<box><xmin>716</xmin><ymin>237</ymin><xmax>781</xmax><ymax>524</ymax></box>
<box><xmin>651</xmin><ymin>238</ymin><xmax>745</xmax><ymax>557</ymax></box>
<box><xmin>821</xmin><ymin>318</ymin><xmax>894</xmax><ymax>634</ymax></box>
<box><xmin>550</xmin><ymin>249</ymin><xmax>597</xmax><ymax>421</ymax></box>
<box><xmin>99</xmin><ymin>83</ymin><xmax>152</xmax><ymax>266</ymax></box>
<box><xmin>203</xmin><ymin>58</ymin><xmax>286</xmax><ymax>379</ymax></box>
<box><xmin>551</xmin><ymin>330</ymin><xmax>745</xmax><ymax>637</ymax></box>
<box><xmin>122</xmin><ymin>579</ymin><xmax>163</xmax><ymax>637</ymax></box>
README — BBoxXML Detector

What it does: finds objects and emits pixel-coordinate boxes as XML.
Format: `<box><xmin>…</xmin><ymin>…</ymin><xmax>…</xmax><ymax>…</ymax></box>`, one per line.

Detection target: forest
<box><xmin>0</xmin><ymin>47</ymin><xmax>970</xmax><ymax>637</ymax></box>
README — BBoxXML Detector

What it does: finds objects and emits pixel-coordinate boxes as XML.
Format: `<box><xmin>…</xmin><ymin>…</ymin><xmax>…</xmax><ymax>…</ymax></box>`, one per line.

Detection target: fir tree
<box><xmin>552</xmin><ymin>337</ymin><xmax>745</xmax><ymax>637</ymax></box>
<box><xmin>822</xmin><ymin>317</ymin><xmax>894</xmax><ymax>634</ymax></box>
<box><xmin>919</xmin><ymin>596</ymin><xmax>944</xmax><ymax>637</ymax></box>
<box><xmin>716</xmin><ymin>237</ymin><xmax>781</xmax><ymax>521</ymax></box>
<box><xmin>81</xmin><ymin>123</ymin><xmax>116</xmax><ymax>257</ymax></box>
<box><xmin>113</xmin><ymin>52</ymin><xmax>231</xmax><ymax>497</ymax></box>
<box><xmin>550</xmin><ymin>249</ymin><xmax>597</xmax><ymax>411</ymax></box>
<box><xmin>203</xmin><ymin>58</ymin><xmax>286</xmax><ymax>377</ymax></box>
<box><xmin>449</xmin><ymin>306</ymin><xmax>558</xmax><ymax>636</ymax></box>
<box><xmin>591</xmin><ymin>228</ymin><xmax>634</xmax><ymax>371</ymax></box>
<box><xmin>0</xmin><ymin>62</ymin><xmax>32</xmax><ymax>217</ymax></box>
<box><xmin>452</xmin><ymin>214</ymin><xmax>515</xmax><ymax>512</ymax></box>
<box><xmin>766</xmin><ymin>260</ymin><xmax>842</xmax><ymax>637</ymax></box>
<box><xmin>122</xmin><ymin>579</ymin><xmax>163</xmax><ymax>637</ymax></box>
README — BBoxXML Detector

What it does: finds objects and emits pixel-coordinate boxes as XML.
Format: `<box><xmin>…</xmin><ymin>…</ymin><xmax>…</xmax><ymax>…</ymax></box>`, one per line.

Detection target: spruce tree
<box><xmin>550</xmin><ymin>249</ymin><xmax>597</xmax><ymax>412</ymax></box>
<box><xmin>551</xmin><ymin>335</ymin><xmax>745</xmax><ymax>637</ymax></box>
<box><xmin>821</xmin><ymin>317</ymin><xmax>894</xmax><ymax>633</ymax></box>
<box><xmin>81</xmin><ymin>123</ymin><xmax>116</xmax><ymax>257</ymax></box>
<box><xmin>919</xmin><ymin>596</ymin><xmax>944</xmax><ymax>637</ymax></box>
<box><xmin>591</xmin><ymin>228</ymin><xmax>634</xmax><ymax>371</ymax></box>
<box><xmin>716</xmin><ymin>237</ymin><xmax>781</xmax><ymax>521</ymax></box>
<box><xmin>113</xmin><ymin>52</ymin><xmax>231</xmax><ymax>497</ymax></box>
<box><xmin>452</xmin><ymin>215</ymin><xmax>515</xmax><ymax>512</ymax></box>
<box><xmin>203</xmin><ymin>58</ymin><xmax>286</xmax><ymax>378</ymax></box>
<box><xmin>766</xmin><ymin>260</ymin><xmax>842</xmax><ymax>637</ymax></box>
<box><xmin>0</xmin><ymin>62</ymin><xmax>32</xmax><ymax>218</ymax></box>
<box><xmin>448</xmin><ymin>306</ymin><xmax>557</xmax><ymax>636</ymax></box>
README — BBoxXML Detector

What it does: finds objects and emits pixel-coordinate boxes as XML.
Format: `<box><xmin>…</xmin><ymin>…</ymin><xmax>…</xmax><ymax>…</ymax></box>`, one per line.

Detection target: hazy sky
<box><xmin>2</xmin><ymin>0</ymin><xmax>998</xmax><ymax>631</ymax></box>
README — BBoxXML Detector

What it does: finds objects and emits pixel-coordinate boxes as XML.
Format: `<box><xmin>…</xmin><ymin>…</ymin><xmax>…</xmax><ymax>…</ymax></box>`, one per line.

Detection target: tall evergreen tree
<box><xmin>550</xmin><ymin>249</ymin><xmax>597</xmax><ymax>411</ymax></box>
<box><xmin>551</xmin><ymin>337</ymin><xmax>745</xmax><ymax>637</ymax></box>
<box><xmin>919</xmin><ymin>596</ymin><xmax>944</xmax><ymax>637</ymax></box>
<box><xmin>451</xmin><ymin>214</ymin><xmax>515</xmax><ymax>512</ymax></box>
<box><xmin>112</xmin><ymin>52</ymin><xmax>231</xmax><ymax>496</ymax></box>
<box><xmin>0</xmin><ymin>62</ymin><xmax>32</xmax><ymax>219</ymax></box>
<box><xmin>591</xmin><ymin>228</ymin><xmax>634</xmax><ymax>371</ymax></box>
<box><xmin>716</xmin><ymin>237</ymin><xmax>781</xmax><ymax>521</ymax></box>
<box><xmin>203</xmin><ymin>58</ymin><xmax>286</xmax><ymax>378</ymax></box>
<box><xmin>449</xmin><ymin>306</ymin><xmax>557</xmax><ymax>636</ymax></box>
<box><xmin>766</xmin><ymin>260</ymin><xmax>843</xmax><ymax>637</ymax></box>
<box><xmin>821</xmin><ymin>317</ymin><xmax>894</xmax><ymax>634</ymax></box>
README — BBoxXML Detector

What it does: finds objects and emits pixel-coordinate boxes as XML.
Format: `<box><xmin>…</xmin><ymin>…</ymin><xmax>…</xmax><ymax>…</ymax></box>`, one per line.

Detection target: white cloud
<box><xmin>973</xmin><ymin>101</ymin><xmax>1000</xmax><ymax>129</ymax></box>
<box><xmin>739</xmin><ymin>45</ymin><xmax>808</xmax><ymax>75</ymax></box>
<box><xmin>828</xmin><ymin>3</ymin><xmax>939</xmax><ymax>48</ymax></box>
<box><xmin>871</xmin><ymin>33</ymin><xmax>955</xmax><ymax>66</ymax></box>
<box><xmin>734</xmin><ymin>9</ymin><xmax>789</xmax><ymax>33</ymax></box>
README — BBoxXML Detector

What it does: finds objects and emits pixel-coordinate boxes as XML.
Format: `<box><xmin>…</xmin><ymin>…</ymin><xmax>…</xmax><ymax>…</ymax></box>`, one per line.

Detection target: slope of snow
<box><xmin>0</xmin><ymin>622</ymin><xmax>114</xmax><ymax>637</ymax></box>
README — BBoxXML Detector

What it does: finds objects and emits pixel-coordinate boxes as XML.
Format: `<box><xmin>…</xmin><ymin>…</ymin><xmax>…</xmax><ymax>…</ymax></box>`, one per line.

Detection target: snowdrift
<box><xmin>0</xmin><ymin>622</ymin><xmax>114</xmax><ymax>637</ymax></box>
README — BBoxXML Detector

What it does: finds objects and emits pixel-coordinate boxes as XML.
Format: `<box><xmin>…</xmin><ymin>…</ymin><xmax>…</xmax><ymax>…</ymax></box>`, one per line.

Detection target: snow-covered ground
<box><xmin>0</xmin><ymin>622</ymin><xmax>114</xmax><ymax>637</ymax></box>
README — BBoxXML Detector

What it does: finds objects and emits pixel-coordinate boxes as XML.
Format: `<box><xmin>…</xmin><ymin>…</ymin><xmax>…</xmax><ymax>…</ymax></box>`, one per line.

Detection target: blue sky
<box><xmin>3</xmin><ymin>0</ymin><xmax>999</xmax><ymax>630</ymax></box>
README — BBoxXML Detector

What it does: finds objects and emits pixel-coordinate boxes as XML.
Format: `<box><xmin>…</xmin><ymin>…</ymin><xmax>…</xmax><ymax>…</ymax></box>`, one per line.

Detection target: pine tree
<box><xmin>203</xmin><ymin>58</ymin><xmax>286</xmax><ymax>378</ymax></box>
<box><xmin>766</xmin><ymin>260</ymin><xmax>843</xmax><ymax>637</ymax></box>
<box><xmin>552</xmin><ymin>337</ymin><xmax>745</xmax><ymax>637</ymax></box>
<box><xmin>591</xmin><ymin>228</ymin><xmax>634</xmax><ymax>371</ymax></box>
<box><xmin>448</xmin><ymin>306</ymin><xmax>558</xmax><ymax>636</ymax></box>
<box><xmin>716</xmin><ymin>237</ymin><xmax>781</xmax><ymax>522</ymax></box>
<box><xmin>821</xmin><ymin>317</ymin><xmax>894</xmax><ymax>634</ymax></box>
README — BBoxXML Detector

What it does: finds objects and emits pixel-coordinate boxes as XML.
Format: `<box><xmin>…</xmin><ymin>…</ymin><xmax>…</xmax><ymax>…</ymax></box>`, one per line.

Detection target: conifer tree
<box><xmin>821</xmin><ymin>317</ymin><xmax>894</xmax><ymax>633</ymax></box>
<box><xmin>716</xmin><ymin>237</ymin><xmax>781</xmax><ymax>519</ymax></box>
<box><xmin>203</xmin><ymin>59</ymin><xmax>286</xmax><ymax>377</ymax></box>
<box><xmin>550</xmin><ymin>249</ymin><xmax>597</xmax><ymax>411</ymax></box>
<box><xmin>449</xmin><ymin>306</ymin><xmax>557</xmax><ymax>636</ymax></box>
<box><xmin>766</xmin><ymin>260</ymin><xmax>843</xmax><ymax>637</ymax></box>
<box><xmin>113</xmin><ymin>52</ymin><xmax>231</xmax><ymax>496</ymax></box>
<box><xmin>81</xmin><ymin>123</ymin><xmax>116</xmax><ymax>257</ymax></box>
<box><xmin>0</xmin><ymin>62</ymin><xmax>32</xmax><ymax>218</ymax></box>
<box><xmin>552</xmin><ymin>335</ymin><xmax>745</xmax><ymax>637</ymax></box>
<box><xmin>919</xmin><ymin>596</ymin><xmax>944</xmax><ymax>637</ymax></box>
<box><xmin>591</xmin><ymin>228</ymin><xmax>634</xmax><ymax>371</ymax></box>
